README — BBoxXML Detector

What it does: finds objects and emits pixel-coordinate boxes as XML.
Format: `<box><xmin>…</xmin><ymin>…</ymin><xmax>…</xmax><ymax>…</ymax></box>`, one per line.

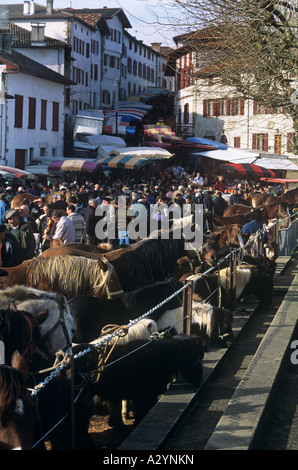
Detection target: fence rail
<box><xmin>29</xmin><ymin>212</ymin><xmax>297</xmax><ymax>449</ymax></box>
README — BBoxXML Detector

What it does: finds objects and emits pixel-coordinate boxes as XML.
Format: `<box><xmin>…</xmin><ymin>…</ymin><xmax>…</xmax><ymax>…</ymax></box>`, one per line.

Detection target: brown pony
<box><xmin>208</xmin><ymin>224</ymin><xmax>248</xmax><ymax>248</ymax></box>
<box><xmin>259</xmin><ymin>202</ymin><xmax>289</xmax><ymax>220</ymax></box>
<box><xmin>3</xmin><ymin>255</ymin><xmax>123</xmax><ymax>299</ymax></box>
<box><xmin>223</xmin><ymin>204</ymin><xmax>253</xmax><ymax>217</ymax></box>
<box><xmin>43</xmin><ymin>242</ymin><xmax>113</xmax><ymax>256</ymax></box>
<box><xmin>281</xmin><ymin>188</ymin><xmax>298</xmax><ymax>205</ymax></box>
<box><xmin>251</xmin><ymin>193</ymin><xmax>281</xmax><ymax>207</ymax></box>
<box><xmin>11</xmin><ymin>191</ymin><xmax>73</xmax><ymax>209</ymax></box>
<box><xmin>0</xmin><ymin>352</ymin><xmax>37</xmax><ymax>450</ymax></box>
<box><xmin>212</xmin><ymin>210</ymin><xmax>261</xmax><ymax>227</ymax></box>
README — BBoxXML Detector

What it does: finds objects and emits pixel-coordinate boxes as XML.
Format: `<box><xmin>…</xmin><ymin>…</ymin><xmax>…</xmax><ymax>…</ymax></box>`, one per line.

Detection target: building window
<box><xmin>52</xmin><ymin>102</ymin><xmax>59</xmax><ymax>132</ymax></box>
<box><xmin>274</xmin><ymin>134</ymin><xmax>282</xmax><ymax>154</ymax></box>
<box><xmin>252</xmin><ymin>133</ymin><xmax>268</xmax><ymax>151</ymax></box>
<box><xmin>14</xmin><ymin>94</ymin><xmax>23</xmax><ymax>128</ymax></box>
<box><xmin>28</xmin><ymin>97</ymin><xmax>36</xmax><ymax>129</ymax></box>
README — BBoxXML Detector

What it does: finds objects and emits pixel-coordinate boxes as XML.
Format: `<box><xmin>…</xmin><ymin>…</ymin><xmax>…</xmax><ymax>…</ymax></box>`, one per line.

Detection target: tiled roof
<box><xmin>2</xmin><ymin>22</ymin><xmax>69</xmax><ymax>48</ymax></box>
<box><xmin>0</xmin><ymin>47</ymin><xmax>74</xmax><ymax>85</ymax></box>
<box><xmin>61</xmin><ymin>7</ymin><xmax>132</xmax><ymax>29</ymax></box>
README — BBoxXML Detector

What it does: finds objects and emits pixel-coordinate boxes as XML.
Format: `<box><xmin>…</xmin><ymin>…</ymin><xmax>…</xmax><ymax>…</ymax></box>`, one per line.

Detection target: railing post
<box><xmin>70</xmin><ymin>354</ymin><xmax>75</xmax><ymax>450</ymax></box>
<box><xmin>229</xmin><ymin>250</ymin><xmax>237</xmax><ymax>308</ymax></box>
<box><xmin>182</xmin><ymin>279</ymin><xmax>193</xmax><ymax>335</ymax></box>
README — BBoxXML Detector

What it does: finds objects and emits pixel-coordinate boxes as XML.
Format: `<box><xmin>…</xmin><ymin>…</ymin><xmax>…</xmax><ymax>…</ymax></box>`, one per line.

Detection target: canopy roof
<box><xmin>48</xmin><ymin>159</ymin><xmax>102</xmax><ymax>173</ymax></box>
<box><xmin>97</xmin><ymin>154</ymin><xmax>155</xmax><ymax>170</ymax></box>
<box><xmin>220</xmin><ymin>163</ymin><xmax>276</xmax><ymax>178</ymax></box>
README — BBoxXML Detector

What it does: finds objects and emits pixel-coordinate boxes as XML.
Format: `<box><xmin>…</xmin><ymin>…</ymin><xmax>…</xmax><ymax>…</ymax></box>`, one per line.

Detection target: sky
<box><xmin>2</xmin><ymin>0</ymin><xmax>184</xmax><ymax>46</ymax></box>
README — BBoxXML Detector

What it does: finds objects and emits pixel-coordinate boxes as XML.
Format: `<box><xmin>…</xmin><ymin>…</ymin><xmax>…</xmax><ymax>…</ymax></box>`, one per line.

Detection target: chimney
<box><xmin>46</xmin><ymin>0</ymin><xmax>53</xmax><ymax>15</ymax></box>
<box><xmin>31</xmin><ymin>23</ymin><xmax>45</xmax><ymax>45</ymax></box>
<box><xmin>151</xmin><ymin>42</ymin><xmax>161</xmax><ymax>53</ymax></box>
<box><xmin>0</xmin><ymin>28</ymin><xmax>12</xmax><ymax>54</ymax></box>
<box><xmin>29</xmin><ymin>0</ymin><xmax>35</xmax><ymax>15</ymax></box>
<box><xmin>23</xmin><ymin>1</ymin><xmax>30</xmax><ymax>15</ymax></box>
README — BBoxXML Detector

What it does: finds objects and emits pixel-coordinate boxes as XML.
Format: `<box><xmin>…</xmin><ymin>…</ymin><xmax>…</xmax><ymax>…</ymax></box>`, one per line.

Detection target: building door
<box><xmin>15</xmin><ymin>149</ymin><xmax>26</xmax><ymax>170</ymax></box>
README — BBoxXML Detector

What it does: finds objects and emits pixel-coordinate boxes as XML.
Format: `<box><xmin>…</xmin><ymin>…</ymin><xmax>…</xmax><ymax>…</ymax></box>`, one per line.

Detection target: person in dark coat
<box><xmin>0</xmin><ymin>224</ymin><xmax>25</xmax><ymax>266</ymax></box>
<box><xmin>84</xmin><ymin>198</ymin><xmax>100</xmax><ymax>245</ymax></box>
<box><xmin>213</xmin><ymin>191</ymin><xmax>227</xmax><ymax>216</ymax></box>
<box><xmin>4</xmin><ymin>209</ymin><xmax>36</xmax><ymax>260</ymax></box>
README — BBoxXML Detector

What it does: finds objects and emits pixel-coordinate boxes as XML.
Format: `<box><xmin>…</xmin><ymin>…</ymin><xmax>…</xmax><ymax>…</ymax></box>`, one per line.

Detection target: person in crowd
<box><xmin>5</xmin><ymin>208</ymin><xmax>36</xmax><ymax>260</ymax></box>
<box><xmin>37</xmin><ymin>204</ymin><xmax>54</xmax><ymax>252</ymax></box>
<box><xmin>84</xmin><ymin>198</ymin><xmax>100</xmax><ymax>246</ymax></box>
<box><xmin>213</xmin><ymin>191</ymin><xmax>227</xmax><ymax>216</ymax></box>
<box><xmin>51</xmin><ymin>210</ymin><xmax>75</xmax><ymax>245</ymax></box>
<box><xmin>52</xmin><ymin>193</ymin><xmax>68</xmax><ymax>211</ymax></box>
<box><xmin>229</xmin><ymin>188</ymin><xmax>240</xmax><ymax>205</ymax></box>
<box><xmin>0</xmin><ymin>223</ymin><xmax>25</xmax><ymax>266</ymax></box>
<box><xmin>66</xmin><ymin>204</ymin><xmax>85</xmax><ymax>243</ymax></box>
<box><xmin>193</xmin><ymin>171</ymin><xmax>204</xmax><ymax>187</ymax></box>
<box><xmin>242</xmin><ymin>210</ymin><xmax>264</xmax><ymax>235</ymax></box>
<box><xmin>18</xmin><ymin>205</ymin><xmax>38</xmax><ymax>233</ymax></box>
<box><xmin>0</xmin><ymin>193</ymin><xmax>8</xmax><ymax>223</ymax></box>
<box><xmin>4</xmin><ymin>186</ymin><xmax>15</xmax><ymax>206</ymax></box>
<box><xmin>215</xmin><ymin>176</ymin><xmax>227</xmax><ymax>193</ymax></box>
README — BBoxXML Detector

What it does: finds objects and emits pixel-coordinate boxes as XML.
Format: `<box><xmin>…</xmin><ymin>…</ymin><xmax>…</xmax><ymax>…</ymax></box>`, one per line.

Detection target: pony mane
<box><xmin>192</xmin><ymin>301</ymin><xmax>214</xmax><ymax>338</ymax></box>
<box><xmin>25</xmin><ymin>255</ymin><xmax>113</xmax><ymax>298</ymax></box>
<box><xmin>0</xmin><ymin>286</ymin><xmax>58</xmax><ymax>310</ymax></box>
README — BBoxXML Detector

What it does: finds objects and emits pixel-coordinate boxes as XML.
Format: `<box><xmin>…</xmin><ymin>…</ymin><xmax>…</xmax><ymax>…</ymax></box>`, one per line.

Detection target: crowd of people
<box><xmin>0</xmin><ymin>164</ymin><xmax>284</xmax><ymax>270</ymax></box>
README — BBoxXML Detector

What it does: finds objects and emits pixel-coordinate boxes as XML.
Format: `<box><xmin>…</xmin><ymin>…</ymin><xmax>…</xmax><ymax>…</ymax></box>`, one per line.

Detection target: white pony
<box><xmin>0</xmin><ymin>286</ymin><xmax>76</xmax><ymax>358</ymax></box>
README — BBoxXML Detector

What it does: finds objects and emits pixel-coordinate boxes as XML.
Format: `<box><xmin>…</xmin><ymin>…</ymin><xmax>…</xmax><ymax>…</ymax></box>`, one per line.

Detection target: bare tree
<box><xmin>165</xmin><ymin>0</ymin><xmax>298</xmax><ymax>151</ymax></box>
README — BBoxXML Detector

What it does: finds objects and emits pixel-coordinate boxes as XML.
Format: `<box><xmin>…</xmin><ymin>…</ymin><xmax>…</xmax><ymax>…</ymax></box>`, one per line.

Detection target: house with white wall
<box><xmin>0</xmin><ymin>28</ymin><xmax>73</xmax><ymax>168</ymax></box>
<box><xmin>165</xmin><ymin>32</ymin><xmax>297</xmax><ymax>160</ymax></box>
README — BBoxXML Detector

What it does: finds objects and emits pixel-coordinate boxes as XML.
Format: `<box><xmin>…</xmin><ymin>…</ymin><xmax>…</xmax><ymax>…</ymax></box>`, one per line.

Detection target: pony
<box><xmin>45</xmin><ymin>242</ymin><xmax>113</xmax><ymax>254</ymax></box>
<box><xmin>206</xmin><ymin>225</ymin><xmax>248</xmax><ymax>248</ymax></box>
<box><xmin>251</xmin><ymin>193</ymin><xmax>281</xmax><ymax>207</ymax></box>
<box><xmin>190</xmin><ymin>265</ymin><xmax>273</xmax><ymax>308</ymax></box>
<box><xmin>223</xmin><ymin>204</ymin><xmax>254</xmax><ymax>217</ymax></box>
<box><xmin>69</xmin><ymin>279</ymin><xmax>184</xmax><ymax>343</ymax></box>
<box><xmin>3</xmin><ymin>255</ymin><xmax>123</xmax><ymax>300</ymax></box>
<box><xmin>82</xmin><ymin>334</ymin><xmax>206</xmax><ymax>429</ymax></box>
<box><xmin>0</xmin><ymin>307</ymin><xmax>48</xmax><ymax>365</ymax></box>
<box><xmin>258</xmin><ymin>202</ymin><xmax>289</xmax><ymax>220</ymax></box>
<box><xmin>98</xmin><ymin>233</ymin><xmax>196</xmax><ymax>292</ymax></box>
<box><xmin>212</xmin><ymin>209</ymin><xmax>263</xmax><ymax>228</ymax></box>
<box><xmin>281</xmin><ymin>188</ymin><xmax>298</xmax><ymax>205</ymax></box>
<box><xmin>74</xmin><ymin>318</ymin><xmax>159</xmax><ymax>347</ymax></box>
<box><xmin>0</xmin><ymin>352</ymin><xmax>37</xmax><ymax>450</ymax></box>
<box><xmin>68</xmin><ymin>279</ymin><xmax>233</xmax><ymax>348</ymax></box>
<box><xmin>0</xmin><ymin>286</ymin><xmax>76</xmax><ymax>361</ymax></box>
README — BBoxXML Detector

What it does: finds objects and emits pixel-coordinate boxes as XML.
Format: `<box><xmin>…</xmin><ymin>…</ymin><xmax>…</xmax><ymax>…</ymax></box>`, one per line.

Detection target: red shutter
<box><xmin>240</xmin><ymin>98</ymin><xmax>245</xmax><ymax>115</ymax></box>
<box><xmin>28</xmin><ymin>97</ymin><xmax>36</xmax><ymax>129</ymax></box>
<box><xmin>226</xmin><ymin>98</ymin><xmax>231</xmax><ymax>116</ymax></box>
<box><xmin>40</xmin><ymin>99</ymin><xmax>47</xmax><ymax>130</ymax></box>
<box><xmin>252</xmin><ymin>134</ymin><xmax>257</xmax><ymax>149</ymax></box>
<box><xmin>52</xmin><ymin>102</ymin><xmax>59</xmax><ymax>132</ymax></box>
<box><xmin>14</xmin><ymin>94</ymin><xmax>23</xmax><ymax>128</ymax></box>
<box><xmin>253</xmin><ymin>100</ymin><xmax>258</xmax><ymax>114</ymax></box>
<box><xmin>203</xmin><ymin>99</ymin><xmax>207</xmax><ymax>117</ymax></box>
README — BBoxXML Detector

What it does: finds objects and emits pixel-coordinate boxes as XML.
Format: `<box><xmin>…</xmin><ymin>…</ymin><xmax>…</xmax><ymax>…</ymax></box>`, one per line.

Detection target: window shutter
<box><xmin>253</xmin><ymin>100</ymin><xmax>258</xmax><ymax>114</ymax></box>
<box><xmin>52</xmin><ymin>102</ymin><xmax>59</xmax><ymax>132</ymax></box>
<box><xmin>252</xmin><ymin>134</ymin><xmax>257</xmax><ymax>149</ymax></box>
<box><xmin>203</xmin><ymin>99</ymin><xmax>207</xmax><ymax>117</ymax></box>
<box><xmin>40</xmin><ymin>99</ymin><xmax>47</xmax><ymax>130</ymax></box>
<box><xmin>14</xmin><ymin>94</ymin><xmax>23</xmax><ymax>128</ymax></box>
<box><xmin>240</xmin><ymin>98</ymin><xmax>245</xmax><ymax>115</ymax></box>
<box><xmin>28</xmin><ymin>97</ymin><xmax>36</xmax><ymax>129</ymax></box>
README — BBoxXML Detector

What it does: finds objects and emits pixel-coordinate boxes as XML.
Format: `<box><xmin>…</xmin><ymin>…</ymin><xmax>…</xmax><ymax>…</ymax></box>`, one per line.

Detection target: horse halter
<box><xmin>38</xmin><ymin>294</ymin><xmax>73</xmax><ymax>356</ymax></box>
<box><xmin>20</xmin><ymin>313</ymin><xmax>34</xmax><ymax>364</ymax></box>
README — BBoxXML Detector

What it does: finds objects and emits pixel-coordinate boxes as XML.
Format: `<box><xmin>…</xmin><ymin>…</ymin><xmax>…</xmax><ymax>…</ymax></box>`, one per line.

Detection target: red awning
<box><xmin>220</xmin><ymin>163</ymin><xmax>276</xmax><ymax>178</ymax></box>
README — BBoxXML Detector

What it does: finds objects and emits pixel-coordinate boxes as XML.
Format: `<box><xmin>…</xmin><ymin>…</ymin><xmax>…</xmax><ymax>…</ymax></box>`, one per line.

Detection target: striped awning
<box><xmin>220</xmin><ymin>163</ymin><xmax>276</xmax><ymax>178</ymax></box>
<box><xmin>48</xmin><ymin>159</ymin><xmax>102</xmax><ymax>173</ymax></box>
<box><xmin>97</xmin><ymin>154</ymin><xmax>157</xmax><ymax>170</ymax></box>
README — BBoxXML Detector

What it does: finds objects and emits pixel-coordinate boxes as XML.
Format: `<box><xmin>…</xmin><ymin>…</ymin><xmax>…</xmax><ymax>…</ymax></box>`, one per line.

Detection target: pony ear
<box><xmin>11</xmin><ymin>350</ymin><xmax>28</xmax><ymax>381</ymax></box>
<box><xmin>9</xmin><ymin>302</ymin><xmax>17</xmax><ymax>311</ymax></box>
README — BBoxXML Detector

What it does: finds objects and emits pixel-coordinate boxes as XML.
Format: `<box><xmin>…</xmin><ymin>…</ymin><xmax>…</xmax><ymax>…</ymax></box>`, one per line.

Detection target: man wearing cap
<box><xmin>5</xmin><ymin>209</ymin><xmax>36</xmax><ymax>260</ymax></box>
<box><xmin>51</xmin><ymin>210</ymin><xmax>75</xmax><ymax>245</ymax></box>
<box><xmin>0</xmin><ymin>223</ymin><xmax>24</xmax><ymax>266</ymax></box>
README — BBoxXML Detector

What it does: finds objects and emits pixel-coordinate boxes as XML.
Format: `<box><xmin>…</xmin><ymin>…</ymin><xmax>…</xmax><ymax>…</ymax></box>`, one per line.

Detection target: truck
<box><xmin>73</xmin><ymin>109</ymin><xmax>105</xmax><ymax>158</ymax></box>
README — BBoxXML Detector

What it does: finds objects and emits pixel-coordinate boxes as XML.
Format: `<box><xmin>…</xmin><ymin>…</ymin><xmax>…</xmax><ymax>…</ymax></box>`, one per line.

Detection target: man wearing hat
<box><xmin>0</xmin><ymin>223</ymin><xmax>24</xmax><ymax>266</ymax></box>
<box><xmin>5</xmin><ymin>209</ymin><xmax>36</xmax><ymax>260</ymax></box>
